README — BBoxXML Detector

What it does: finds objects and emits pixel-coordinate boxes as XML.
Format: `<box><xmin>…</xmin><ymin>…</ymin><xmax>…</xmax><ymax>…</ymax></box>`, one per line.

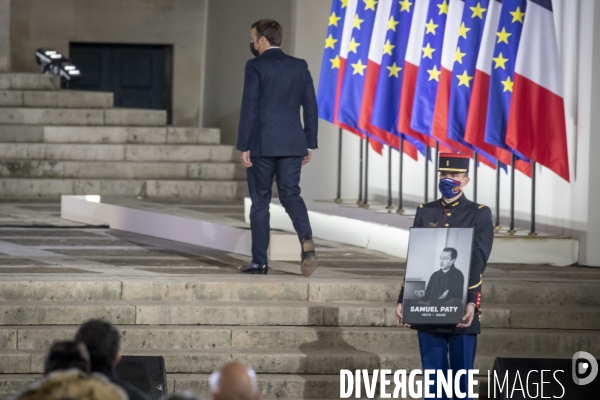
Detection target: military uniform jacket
<box><xmin>398</xmin><ymin>194</ymin><xmax>494</xmax><ymax>335</ymax></box>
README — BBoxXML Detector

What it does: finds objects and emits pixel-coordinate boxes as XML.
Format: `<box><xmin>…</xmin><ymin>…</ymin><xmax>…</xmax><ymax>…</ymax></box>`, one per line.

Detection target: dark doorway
<box><xmin>69</xmin><ymin>43</ymin><xmax>173</xmax><ymax>123</ymax></box>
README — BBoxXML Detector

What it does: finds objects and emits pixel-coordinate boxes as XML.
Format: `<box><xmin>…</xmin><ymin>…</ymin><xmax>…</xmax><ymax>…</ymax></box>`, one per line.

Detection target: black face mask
<box><xmin>250</xmin><ymin>41</ymin><xmax>260</xmax><ymax>58</ymax></box>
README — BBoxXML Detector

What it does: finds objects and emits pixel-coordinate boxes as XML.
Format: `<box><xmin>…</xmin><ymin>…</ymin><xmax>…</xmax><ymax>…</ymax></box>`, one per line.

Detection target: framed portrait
<box><xmin>402</xmin><ymin>227</ymin><xmax>474</xmax><ymax>325</ymax></box>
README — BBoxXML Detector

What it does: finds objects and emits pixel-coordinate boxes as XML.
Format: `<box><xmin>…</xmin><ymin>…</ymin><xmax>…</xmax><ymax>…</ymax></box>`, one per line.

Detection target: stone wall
<box><xmin>0</xmin><ymin>0</ymin><xmax>10</xmax><ymax>71</ymax></box>
<box><xmin>9</xmin><ymin>0</ymin><xmax>207</xmax><ymax>127</ymax></box>
<box><xmin>202</xmin><ymin>0</ymin><xmax>293</xmax><ymax>145</ymax></box>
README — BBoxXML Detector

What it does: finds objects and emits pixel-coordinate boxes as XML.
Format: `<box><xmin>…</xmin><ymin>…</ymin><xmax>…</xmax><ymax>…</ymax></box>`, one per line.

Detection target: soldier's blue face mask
<box><xmin>439</xmin><ymin>177</ymin><xmax>463</xmax><ymax>198</ymax></box>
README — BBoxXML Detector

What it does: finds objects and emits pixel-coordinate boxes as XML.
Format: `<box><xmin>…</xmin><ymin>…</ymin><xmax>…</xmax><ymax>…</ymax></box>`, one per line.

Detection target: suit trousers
<box><xmin>246</xmin><ymin>156</ymin><xmax>312</xmax><ymax>265</ymax></box>
<box><xmin>417</xmin><ymin>331</ymin><xmax>478</xmax><ymax>400</ymax></box>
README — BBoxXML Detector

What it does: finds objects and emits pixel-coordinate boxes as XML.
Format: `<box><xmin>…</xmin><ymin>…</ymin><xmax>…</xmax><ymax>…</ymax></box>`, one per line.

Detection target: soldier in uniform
<box><xmin>395</xmin><ymin>153</ymin><xmax>494</xmax><ymax>399</ymax></box>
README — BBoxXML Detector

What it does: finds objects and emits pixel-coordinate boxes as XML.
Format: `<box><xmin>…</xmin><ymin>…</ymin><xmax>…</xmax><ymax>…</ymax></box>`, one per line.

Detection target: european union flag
<box><xmin>411</xmin><ymin>0</ymin><xmax>449</xmax><ymax>136</ymax></box>
<box><xmin>370</xmin><ymin>0</ymin><xmax>425</xmax><ymax>155</ymax></box>
<box><xmin>447</xmin><ymin>0</ymin><xmax>496</xmax><ymax>164</ymax></box>
<box><xmin>317</xmin><ymin>0</ymin><xmax>348</xmax><ymax>123</ymax></box>
<box><xmin>337</xmin><ymin>0</ymin><xmax>379</xmax><ymax>132</ymax></box>
<box><xmin>484</xmin><ymin>0</ymin><xmax>529</xmax><ymax>161</ymax></box>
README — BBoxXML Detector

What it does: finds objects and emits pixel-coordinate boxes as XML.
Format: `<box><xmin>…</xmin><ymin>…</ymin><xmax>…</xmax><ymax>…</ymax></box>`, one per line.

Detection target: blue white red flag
<box><xmin>337</xmin><ymin>0</ymin><xmax>379</xmax><ymax>130</ymax></box>
<box><xmin>446</xmin><ymin>0</ymin><xmax>496</xmax><ymax>167</ymax></box>
<box><xmin>506</xmin><ymin>0</ymin><xmax>569</xmax><ymax>181</ymax></box>
<box><xmin>464</xmin><ymin>0</ymin><xmax>531</xmax><ymax>175</ymax></box>
<box><xmin>358</xmin><ymin>0</ymin><xmax>422</xmax><ymax>159</ymax></box>
<box><xmin>317</xmin><ymin>0</ymin><xmax>383</xmax><ymax>154</ymax></box>
<box><xmin>336</xmin><ymin>0</ymin><xmax>384</xmax><ymax>153</ymax></box>
<box><xmin>397</xmin><ymin>0</ymin><xmax>438</xmax><ymax>148</ymax></box>
<box><xmin>431</xmin><ymin>0</ymin><xmax>472</xmax><ymax>154</ymax></box>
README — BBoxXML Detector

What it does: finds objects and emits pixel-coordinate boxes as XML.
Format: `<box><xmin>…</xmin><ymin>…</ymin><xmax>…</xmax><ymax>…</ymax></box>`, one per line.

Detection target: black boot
<box><xmin>300</xmin><ymin>237</ymin><xmax>317</xmax><ymax>277</ymax></box>
<box><xmin>240</xmin><ymin>263</ymin><xmax>268</xmax><ymax>274</ymax></box>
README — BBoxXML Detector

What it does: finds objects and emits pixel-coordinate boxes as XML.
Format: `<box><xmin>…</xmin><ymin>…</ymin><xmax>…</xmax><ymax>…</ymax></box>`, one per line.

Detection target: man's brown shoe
<box><xmin>300</xmin><ymin>238</ymin><xmax>317</xmax><ymax>277</ymax></box>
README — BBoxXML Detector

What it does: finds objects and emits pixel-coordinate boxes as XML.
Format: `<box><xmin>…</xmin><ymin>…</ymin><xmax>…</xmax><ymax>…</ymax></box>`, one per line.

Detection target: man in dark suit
<box><xmin>422</xmin><ymin>247</ymin><xmax>465</xmax><ymax>308</ymax></box>
<box><xmin>237</xmin><ymin>19</ymin><xmax>318</xmax><ymax>277</ymax></box>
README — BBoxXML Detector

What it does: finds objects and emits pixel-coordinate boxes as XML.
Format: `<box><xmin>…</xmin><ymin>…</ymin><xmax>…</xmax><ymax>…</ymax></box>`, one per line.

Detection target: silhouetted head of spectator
<box><xmin>209</xmin><ymin>362</ymin><xmax>260</xmax><ymax>400</ymax></box>
<box><xmin>44</xmin><ymin>341</ymin><xmax>91</xmax><ymax>375</ymax></box>
<box><xmin>74</xmin><ymin>319</ymin><xmax>122</xmax><ymax>376</ymax></box>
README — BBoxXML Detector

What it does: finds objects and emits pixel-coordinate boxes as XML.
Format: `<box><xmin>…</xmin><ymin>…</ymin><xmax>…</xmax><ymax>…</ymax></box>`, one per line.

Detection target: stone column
<box><xmin>0</xmin><ymin>0</ymin><xmax>10</xmax><ymax>72</ymax></box>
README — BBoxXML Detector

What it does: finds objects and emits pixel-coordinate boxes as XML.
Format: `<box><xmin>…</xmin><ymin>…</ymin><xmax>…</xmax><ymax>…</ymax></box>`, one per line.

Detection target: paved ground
<box><xmin>0</xmin><ymin>198</ymin><xmax>598</xmax><ymax>283</ymax></box>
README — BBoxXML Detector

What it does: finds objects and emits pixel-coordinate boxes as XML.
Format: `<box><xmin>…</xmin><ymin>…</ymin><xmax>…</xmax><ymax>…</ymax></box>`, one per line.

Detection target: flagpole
<box><xmin>529</xmin><ymin>162</ymin><xmax>537</xmax><ymax>236</ymax></box>
<box><xmin>357</xmin><ymin>138</ymin><xmax>364</xmax><ymax>206</ymax></box>
<box><xmin>386</xmin><ymin>145</ymin><xmax>393</xmax><ymax>210</ymax></box>
<box><xmin>397</xmin><ymin>138</ymin><xmax>405</xmax><ymax>214</ymax></box>
<box><xmin>433</xmin><ymin>142</ymin><xmax>439</xmax><ymax>199</ymax></box>
<box><xmin>424</xmin><ymin>146</ymin><xmax>429</xmax><ymax>203</ymax></box>
<box><xmin>335</xmin><ymin>128</ymin><xmax>343</xmax><ymax>204</ymax></box>
<box><xmin>495</xmin><ymin>160</ymin><xmax>501</xmax><ymax>232</ymax></box>
<box><xmin>508</xmin><ymin>154</ymin><xmax>516</xmax><ymax>235</ymax></box>
<box><xmin>473</xmin><ymin>152</ymin><xmax>478</xmax><ymax>203</ymax></box>
<box><xmin>363</xmin><ymin>137</ymin><xmax>370</xmax><ymax>209</ymax></box>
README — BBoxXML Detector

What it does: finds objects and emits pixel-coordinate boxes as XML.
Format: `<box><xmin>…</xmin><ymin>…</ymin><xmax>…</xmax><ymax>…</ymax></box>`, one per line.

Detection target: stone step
<box><xmin>0</xmin><ymin>90</ymin><xmax>113</xmax><ymax>108</ymax></box>
<box><xmin>310</xmin><ymin>280</ymin><xmax>600</xmax><ymax>306</ymax></box>
<box><xmin>0</xmin><ymin>179</ymin><xmax>247</xmax><ymax>198</ymax></box>
<box><xmin>0</xmin><ymin>279</ymin><xmax>306</xmax><ymax>302</ymax></box>
<box><xmin>0</xmin><ymin>107</ymin><xmax>166</xmax><ymax>126</ymax></box>
<box><xmin>220</xmin><ymin>326</ymin><xmax>600</xmax><ymax>355</ymax></box>
<box><xmin>133</xmin><ymin>301</ymin><xmax>600</xmax><ymax>330</ymax></box>
<box><xmin>0</xmin><ymin>74</ymin><xmax>60</xmax><ymax>90</ymax></box>
<box><xmin>0</xmin><ymin>143</ymin><xmax>236</xmax><ymax>162</ymax></box>
<box><xmin>0</xmin><ymin>348</ymin><xmax>540</xmax><ymax>375</ymax></box>
<box><xmin>0</xmin><ymin>371</ymin><xmax>492</xmax><ymax>399</ymax></box>
<box><xmin>0</xmin><ymin>126</ymin><xmax>221</xmax><ymax>144</ymax></box>
<box><xmin>1</xmin><ymin>278</ymin><xmax>596</xmax><ymax>306</ymax></box>
<box><xmin>0</xmin><ymin>161</ymin><xmax>245</xmax><ymax>180</ymax></box>
<box><xmin>124</xmin><ymin>144</ymin><xmax>236</xmax><ymax>162</ymax></box>
<box><xmin>4</xmin><ymin>325</ymin><xmax>598</xmax><ymax>355</ymax></box>
<box><xmin>0</xmin><ymin>301</ymin><xmax>598</xmax><ymax>330</ymax></box>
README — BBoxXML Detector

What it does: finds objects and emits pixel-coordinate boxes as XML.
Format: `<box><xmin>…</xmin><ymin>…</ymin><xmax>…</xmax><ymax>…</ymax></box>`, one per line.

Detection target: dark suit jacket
<box><xmin>236</xmin><ymin>48</ymin><xmax>318</xmax><ymax>157</ymax></box>
<box><xmin>422</xmin><ymin>265</ymin><xmax>464</xmax><ymax>306</ymax></box>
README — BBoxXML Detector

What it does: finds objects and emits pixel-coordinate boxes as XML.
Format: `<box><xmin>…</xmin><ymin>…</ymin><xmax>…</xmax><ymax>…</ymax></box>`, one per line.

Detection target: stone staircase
<box><xmin>0</xmin><ymin>73</ymin><xmax>247</xmax><ymax>199</ymax></box>
<box><xmin>0</xmin><ymin>278</ymin><xmax>599</xmax><ymax>399</ymax></box>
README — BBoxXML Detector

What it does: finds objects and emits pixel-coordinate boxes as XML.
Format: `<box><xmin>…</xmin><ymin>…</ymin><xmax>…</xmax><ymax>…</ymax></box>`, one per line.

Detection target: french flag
<box><xmin>506</xmin><ymin>0</ymin><xmax>570</xmax><ymax>182</ymax></box>
<box><xmin>397</xmin><ymin>0</ymin><xmax>437</xmax><ymax>148</ymax></box>
<box><xmin>464</xmin><ymin>0</ymin><xmax>531</xmax><ymax>175</ymax></box>
<box><xmin>431</xmin><ymin>0</ymin><xmax>472</xmax><ymax>154</ymax></box>
<box><xmin>446</xmin><ymin>0</ymin><xmax>498</xmax><ymax>169</ymax></box>
<box><xmin>333</xmin><ymin>0</ymin><xmax>383</xmax><ymax>154</ymax></box>
<box><xmin>358</xmin><ymin>0</ymin><xmax>419</xmax><ymax>159</ymax></box>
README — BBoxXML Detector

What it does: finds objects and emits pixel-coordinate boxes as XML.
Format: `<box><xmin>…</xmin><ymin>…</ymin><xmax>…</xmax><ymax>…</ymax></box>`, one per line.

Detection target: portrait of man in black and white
<box><xmin>420</xmin><ymin>247</ymin><xmax>464</xmax><ymax>308</ymax></box>
<box><xmin>402</xmin><ymin>228</ymin><xmax>473</xmax><ymax>324</ymax></box>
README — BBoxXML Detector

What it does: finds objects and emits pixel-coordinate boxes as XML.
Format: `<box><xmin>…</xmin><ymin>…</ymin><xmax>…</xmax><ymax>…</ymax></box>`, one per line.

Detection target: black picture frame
<box><xmin>402</xmin><ymin>227</ymin><xmax>475</xmax><ymax>325</ymax></box>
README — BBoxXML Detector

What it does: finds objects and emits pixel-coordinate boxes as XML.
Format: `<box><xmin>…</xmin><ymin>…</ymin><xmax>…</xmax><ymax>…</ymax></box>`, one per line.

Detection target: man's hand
<box><xmin>439</xmin><ymin>289</ymin><xmax>449</xmax><ymax>300</ymax></box>
<box><xmin>240</xmin><ymin>151</ymin><xmax>252</xmax><ymax>168</ymax></box>
<box><xmin>457</xmin><ymin>303</ymin><xmax>476</xmax><ymax>328</ymax></box>
<box><xmin>395</xmin><ymin>303</ymin><xmax>410</xmax><ymax>328</ymax></box>
<box><xmin>302</xmin><ymin>150</ymin><xmax>312</xmax><ymax>166</ymax></box>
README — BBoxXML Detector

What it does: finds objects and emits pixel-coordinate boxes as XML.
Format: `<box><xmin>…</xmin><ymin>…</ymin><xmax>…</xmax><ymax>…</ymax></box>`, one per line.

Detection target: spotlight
<box><xmin>35</xmin><ymin>48</ymin><xmax>82</xmax><ymax>88</ymax></box>
<box><xmin>35</xmin><ymin>48</ymin><xmax>65</xmax><ymax>70</ymax></box>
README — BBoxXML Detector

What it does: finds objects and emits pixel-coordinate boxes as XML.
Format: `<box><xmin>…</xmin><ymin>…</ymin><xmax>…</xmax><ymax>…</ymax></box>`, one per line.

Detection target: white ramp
<box><xmin>62</xmin><ymin>195</ymin><xmax>252</xmax><ymax>256</ymax></box>
<box><xmin>248</xmin><ymin>199</ymin><xmax>580</xmax><ymax>267</ymax></box>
